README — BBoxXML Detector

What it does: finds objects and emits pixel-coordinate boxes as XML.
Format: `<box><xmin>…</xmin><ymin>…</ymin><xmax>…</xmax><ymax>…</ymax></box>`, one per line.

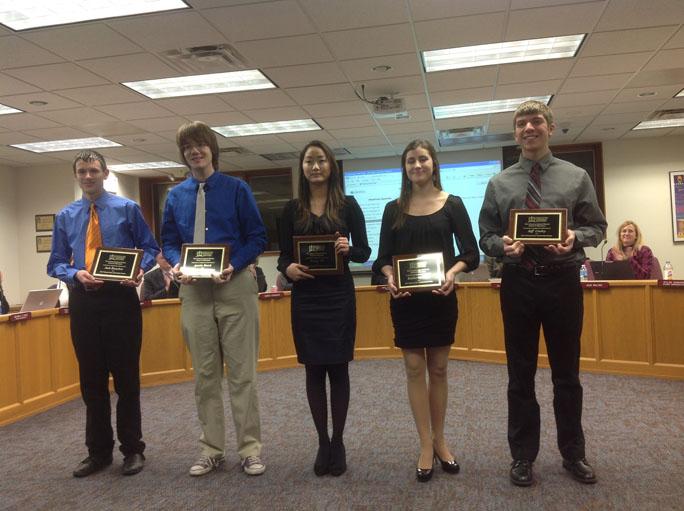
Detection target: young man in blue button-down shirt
<box><xmin>48</xmin><ymin>150</ymin><xmax>159</xmax><ymax>478</ymax></box>
<box><xmin>162</xmin><ymin>121</ymin><xmax>268</xmax><ymax>477</ymax></box>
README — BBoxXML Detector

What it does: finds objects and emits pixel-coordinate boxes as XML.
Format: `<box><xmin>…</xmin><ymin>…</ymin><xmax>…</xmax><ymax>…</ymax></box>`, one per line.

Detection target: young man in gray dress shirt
<box><xmin>479</xmin><ymin>100</ymin><xmax>607</xmax><ymax>487</ymax></box>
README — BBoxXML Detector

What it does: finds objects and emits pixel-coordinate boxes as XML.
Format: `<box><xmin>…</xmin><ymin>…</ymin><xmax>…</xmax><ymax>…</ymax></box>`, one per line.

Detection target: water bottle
<box><xmin>663</xmin><ymin>261</ymin><xmax>673</xmax><ymax>280</ymax></box>
<box><xmin>579</xmin><ymin>264</ymin><xmax>588</xmax><ymax>281</ymax></box>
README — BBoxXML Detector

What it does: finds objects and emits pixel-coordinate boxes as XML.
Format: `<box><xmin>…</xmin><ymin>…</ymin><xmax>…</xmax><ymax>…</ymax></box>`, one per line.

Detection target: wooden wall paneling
<box><xmin>0</xmin><ymin>319</ymin><xmax>19</xmax><ymax>415</ymax></box>
<box><xmin>354</xmin><ymin>289</ymin><xmax>397</xmax><ymax>359</ymax></box>
<box><xmin>140</xmin><ymin>302</ymin><xmax>189</xmax><ymax>385</ymax></box>
<box><xmin>459</xmin><ymin>284</ymin><xmax>506</xmax><ymax>362</ymax></box>
<box><xmin>651</xmin><ymin>287</ymin><xmax>684</xmax><ymax>367</ymax></box>
<box><xmin>50</xmin><ymin>313</ymin><xmax>79</xmax><ymax>392</ymax></box>
<box><xmin>17</xmin><ymin>314</ymin><xmax>53</xmax><ymax>402</ymax></box>
<box><xmin>262</xmin><ymin>295</ymin><xmax>297</xmax><ymax>369</ymax></box>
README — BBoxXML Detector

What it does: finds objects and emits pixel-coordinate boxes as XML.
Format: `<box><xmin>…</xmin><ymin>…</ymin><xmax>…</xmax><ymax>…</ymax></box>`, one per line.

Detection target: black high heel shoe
<box><xmin>416</xmin><ymin>453</ymin><xmax>434</xmax><ymax>482</ymax></box>
<box><xmin>434</xmin><ymin>452</ymin><xmax>460</xmax><ymax>474</ymax></box>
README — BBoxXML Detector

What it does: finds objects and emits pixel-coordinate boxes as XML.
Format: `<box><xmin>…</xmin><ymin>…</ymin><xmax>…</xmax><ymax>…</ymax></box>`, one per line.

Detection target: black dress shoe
<box><xmin>73</xmin><ymin>456</ymin><xmax>112</xmax><ymax>478</ymax></box>
<box><xmin>510</xmin><ymin>459</ymin><xmax>534</xmax><ymax>486</ymax></box>
<box><xmin>329</xmin><ymin>440</ymin><xmax>346</xmax><ymax>476</ymax></box>
<box><xmin>563</xmin><ymin>458</ymin><xmax>597</xmax><ymax>484</ymax></box>
<box><xmin>122</xmin><ymin>453</ymin><xmax>145</xmax><ymax>476</ymax></box>
<box><xmin>435</xmin><ymin>453</ymin><xmax>460</xmax><ymax>474</ymax></box>
<box><xmin>314</xmin><ymin>441</ymin><xmax>330</xmax><ymax>476</ymax></box>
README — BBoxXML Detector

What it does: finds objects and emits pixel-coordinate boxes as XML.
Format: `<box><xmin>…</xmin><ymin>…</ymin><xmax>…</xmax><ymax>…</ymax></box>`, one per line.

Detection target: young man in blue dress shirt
<box><xmin>48</xmin><ymin>150</ymin><xmax>159</xmax><ymax>477</ymax></box>
<box><xmin>161</xmin><ymin>121</ymin><xmax>268</xmax><ymax>476</ymax></box>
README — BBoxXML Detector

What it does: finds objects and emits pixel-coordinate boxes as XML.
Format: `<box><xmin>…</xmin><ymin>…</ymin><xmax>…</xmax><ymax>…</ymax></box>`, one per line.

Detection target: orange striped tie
<box><xmin>85</xmin><ymin>202</ymin><xmax>102</xmax><ymax>272</ymax></box>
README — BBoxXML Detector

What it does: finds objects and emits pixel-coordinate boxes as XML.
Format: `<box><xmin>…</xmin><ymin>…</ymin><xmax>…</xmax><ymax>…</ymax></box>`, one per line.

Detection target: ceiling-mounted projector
<box><xmin>372</xmin><ymin>97</ymin><xmax>409</xmax><ymax>120</ymax></box>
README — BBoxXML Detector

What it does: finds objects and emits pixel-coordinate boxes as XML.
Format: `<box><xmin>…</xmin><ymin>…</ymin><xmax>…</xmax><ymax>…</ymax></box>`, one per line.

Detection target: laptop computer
<box><xmin>20</xmin><ymin>289</ymin><xmax>62</xmax><ymax>313</ymax></box>
<box><xmin>588</xmin><ymin>260</ymin><xmax>637</xmax><ymax>280</ymax></box>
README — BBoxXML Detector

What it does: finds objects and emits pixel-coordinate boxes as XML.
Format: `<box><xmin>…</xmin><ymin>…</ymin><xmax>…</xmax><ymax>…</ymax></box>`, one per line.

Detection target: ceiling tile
<box><xmin>338</xmin><ymin>53</ymin><xmax>422</xmax><ymax>82</ymax></box>
<box><xmin>377</xmin><ymin>108</ymin><xmax>432</xmax><ymax>123</ymax></box>
<box><xmin>78</xmin><ymin>121</ymin><xmax>147</xmax><ymax>137</ymax></box>
<box><xmin>591</xmin><ymin>112</ymin><xmax>652</xmax><ymax>126</ymax></box>
<box><xmin>602</xmin><ymin>99</ymin><xmax>668</xmax><ymax>114</ymax></box>
<box><xmin>264</xmin><ymin>63</ymin><xmax>346</xmax><ymax>88</ymax></box>
<box><xmin>300</xmin><ymin>0</ymin><xmax>408</xmax><ymax>31</ymax></box>
<box><xmin>628</xmin><ymin>68</ymin><xmax>684</xmax><ymax>88</ymax></box>
<box><xmin>561</xmin><ymin>73</ymin><xmax>633</xmax><ymax>94</ymax></box>
<box><xmin>0</xmin><ymin>92</ymin><xmax>82</xmax><ymax>112</ymax></box>
<box><xmin>285</xmin><ymin>84</ymin><xmax>358</xmax><ymax>104</ymax></box>
<box><xmin>494</xmin><ymin>80</ymin><xmax>562</xmax><ymax>99</ymax></box>
<box><xmin>5</xmin><ymin>63</ymin><xmax>109</xmax><ymax>90</ymax></box>
<box><xmin>107</xmin><ymin>11</ymin><xmax>227</xmax><ymax>51</ymax></box>
<box><xmin>80</xmin><ymin>54</ymin><xmax>179</xmax><ymax>82</ymax></box>
<box><xmin>205</xmin><ymin>1</ymin><xmax>313</xmax><ymax>41</ymax></box>
<box><xmin>97</xmin><ymin>101</ymin><xmax>177</xmax><ymax>121</ymax></box>
<box><xmin>323</xmin><ymin>25</ymin><xmax>415</xmax><ymax>60</ymax></box>
<box><xmin>401</xmin><ymin>94</ymin><xmax>430</xmax><ymax>109</ymax></box>
<box><xmin>426</xmin><ymin>67</ymin><xmax>498</xmax><ymax>93</ymax></box>
<box><xmin>220</xmin><ymin>89</ymin><xmax>296</xmax><ymax>110</ymax></box>
<box><xmin>664</xmin><ymin>26</ymin><xmax>684</xmax><ymax>49</ymax></box>
<box><xmin>0</xmin><ymin>132</ymin><xmax>41</xmax><ymax>145</ymax></box>
<box><xmin>109</xmin><ymin>133</ymin><xmax>176</xmax><ymax>147</ymax></box>
<box><xmin>382</xmin><ymin>120</ymin><xmax>435</xmax><ymax>134</ymax></box>
<box><xmin>430</xmin><ymin>87</ymin><xmax>495</xmax><ymax>106</ymax></box>
<box><xmin>414</xmin><ymin>13</ymin><xmax>506</xmax><ymax>50</ymax></box>
<box><xmin>0</xmin><ymin>113</ymin><xmax>60</xmax><ymax>131</ymax></box>
<box><xmin>0</xmin><ymin>36</ymin><xmax>64</xmax><ymax>69</ymax></box>
<box><xmin>580</xmin><ymin>26</ymin><xmax>678</xmax><ymax>57</ymax></box>
<box><xmin>511</xmin><ymin>0</ymin><xmax>601</xmax><ymax>7</ymax></box>
<box><xmin>332</xmin><ymin>135</ymin><xmax>390</xmax><ymax>147</ymax></box>
<box><xmin>497</xmin><ymin>59</ymin><xmax>574</xmax><ymax>84</ymax></box>
<box><xmin>23</xmin><ymin>23</ymin><xmax>142</xmax><ymax>60</ymax></box>
<box><xmin>642</xmin><ymin>48</ymin><xmax>684</xmax><ymax>71</ymax></box>
<box><xmin>409</xmin><ymin>0</ymin><xmax>508</xmax><ymax>21</ymax></box>
<box><xmin>613</xmin><ymin>85</ymin><xmax>683</xmax><ymax>103</ymax></box>
<box><xmin>317</xmin><ymin>115</ymin><xmax>375</xmax><ymax>130</ymax></box>
<box><xmin>361</xmin><ymin>75</ymin><xmax>426</xmax><ymax>98</ymax></box>
<box><xmin>38</xmin><ymin>107</ymin><xmax>120</xmax><ymax>126</ymax></box>
<box><xmin>54</xmin><ymin>85</ymin><xmax>146</xmax><ymax>106</ymax></box>
<box><xmin>235</xmin><ymin>34</ymin><xmax>332</xmax><ymax>67</ymax></box>
<box><xmin>551</xmin><ymin>90</ymin><xmax>618</xmax><ymax>108</ymax></box>
<box><xmin>326</xmin><ymin>125</ymin><xmax>383</xmax><ymax>138</ymax></box>
<box><xmin>194</xmin><ymin>112</ymin><xmax>254</xmax><ymax>126</ymax></box>
<box><xmin>570</xmin><ymin>52</ymin><xmax>652</xmax><ymax>77</ymax></box>
<box><xmin>505</xmin><ymin>2</ymin><xmax>604</xmax><ymax>40</ymax></box>
<box><xmin>595</xmin><ymin>0</ymin><xmax>684</xmax><ymax>31</ymax></box>
<box><xmin>22</xmin><ymin>127</ymin><xmax>91</xmax><ymax>140</ymax></box>
<box><xmin>0</xmin><ymin>73</ymin><xmax>41</xmax><ymax>95</ymax></box>
<box><xmin>128</xmin><ymin>116</ymin><xmax>191</xmax><ymax>133</ymax></box>
<box><xmin>155</xmin><ymin>96</ymin><xmax>233</xmax><ymax>116</ymax></box>
<box><xmin>303</xmin><ymin>101</ymin><xmax>368</xmax><ymax>117</ymax></box>
<box><xmin>244</xmin><ymin>106</ymin><xmax>310</xmax><ymax>122</ymax></box>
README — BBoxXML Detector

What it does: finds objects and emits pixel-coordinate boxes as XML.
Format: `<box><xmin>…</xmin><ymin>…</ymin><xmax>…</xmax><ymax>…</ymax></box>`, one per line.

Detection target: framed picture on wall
<box><xmin>670</xmin><ymin>170</ymin><xmax>684</xmax><ymax>243</ymax></box>
<box><xmin>36</xmin><ymin>235</ymin><xmax>52</xmax><ymax>253</ymax></box>
<box><xmin>35</xmin><ymin>214</ymin><xmax>55</xmax><ymax>232</ymax></box>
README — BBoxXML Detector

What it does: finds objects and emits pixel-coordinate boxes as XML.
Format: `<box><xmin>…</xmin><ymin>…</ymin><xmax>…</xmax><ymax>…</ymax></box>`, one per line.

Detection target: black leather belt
<box><xmin>510</xmin><ymin>262</ymin><xmax>579</xmax><ymax>277</ymax></box>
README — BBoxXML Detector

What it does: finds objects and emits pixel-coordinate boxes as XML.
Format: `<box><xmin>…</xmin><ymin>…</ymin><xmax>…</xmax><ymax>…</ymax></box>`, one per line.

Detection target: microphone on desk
<box><xmin>599</xmin><ymin>238</ymin><xmax>608</xmax><ymax>279</ymax></box>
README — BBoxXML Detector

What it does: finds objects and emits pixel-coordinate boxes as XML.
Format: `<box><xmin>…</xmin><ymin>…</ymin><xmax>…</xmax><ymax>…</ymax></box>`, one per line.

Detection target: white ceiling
<box><xmin>0</xmin><ymin>0</ymin><xmax>682</xmax><ymax>177</ymax></box>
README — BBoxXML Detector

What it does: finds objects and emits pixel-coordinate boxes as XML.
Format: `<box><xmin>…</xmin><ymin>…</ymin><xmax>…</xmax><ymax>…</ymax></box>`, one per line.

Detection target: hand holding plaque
<box><xmin>179</xmin><ymin>244</ymin><xmax>230</xmax><ymax>279</ymax></box>
<box><xmin>392</xmin><ymin>252</ymin><xmax>445</xmax><ymax>293</ymax></box>
<box><xmin>293</xmin><ymin>235</ymin><xmax>343</xmax><ymax>275</ymax></box>
<box><xmin>90</xmin><ymin>247</ymin><xmax>143</xmax><ymax>282</ymax></box>
<box><xmin>508</xmin><ymin>208</ymin><xmax>568</xmax><ymax>245</ymax></box>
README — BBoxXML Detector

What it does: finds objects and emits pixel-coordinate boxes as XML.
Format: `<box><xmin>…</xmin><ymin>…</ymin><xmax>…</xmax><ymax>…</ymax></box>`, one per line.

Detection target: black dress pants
<box><xmin>500</xmin><ymin>264</ymin><xmax>586</xmax><ymax>462</ymax></box>
<box><xmin>69</xmin><ymin>282</ymin><xmax>144</xmax><ymax>459</ymax></box>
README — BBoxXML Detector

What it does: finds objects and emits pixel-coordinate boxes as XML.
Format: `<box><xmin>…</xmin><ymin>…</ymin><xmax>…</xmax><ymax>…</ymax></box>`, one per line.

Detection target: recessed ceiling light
<box><xmin>0</xmin><ymin>104</ymin><xmax>22</xmax><ymax>115</ymax></box>
<box><xmin>28</xmin><ymin>100</ymin><xmax>48</xmax><ymax>106</ymax></box>
<box><xmin>11</xmin><ymin>137</ymin><xmax>122</xmax><ymax>153</ymax></box>
<box><xmin>433</xmin><ymin>96</ymin><xmax>553</xmax><ymax>119</ymax></box>
<box><xmin>212</xmin><ymin>119</ymin><xmax>321</xmax><ymax>137</ymax></box>
<box><xmin>422</xmin><ymin>34</ymin><xmax>585</xmax><ymax>72</ymax></box>
<box><xmin>109</xmin><ymin>161</ymin><xmax>185</xmax><ymax>171</ymax></box>
<box><xmin>601</xmin><ymin>127</ymin><xmax>616</xmax><ymax>131</ymax></box>
<box><xmin>122</xmin><ymin>70</ymin><xmax>276</xmax><ymax>99</ymax></box>
<box><xmin>372</xmin><ymin>65</ymin><xmax>392</xmax><ymax>73</ymax></box>
<box><xmin>0</xmin><ymin>0</ymin><xmax>189</xmax><ymax>31</ymax></box>
<box><xmin>637</xmin><ymin>91</ymin><xmax>657</xmax><ymax>97</ymax></box>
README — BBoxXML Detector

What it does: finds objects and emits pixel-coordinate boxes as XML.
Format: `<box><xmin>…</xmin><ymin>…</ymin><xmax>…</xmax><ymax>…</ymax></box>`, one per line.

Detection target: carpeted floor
<box><xmin>1</xmin><ymin>359</ymin><xmax>682</xmax><ymax>511</ymax></box>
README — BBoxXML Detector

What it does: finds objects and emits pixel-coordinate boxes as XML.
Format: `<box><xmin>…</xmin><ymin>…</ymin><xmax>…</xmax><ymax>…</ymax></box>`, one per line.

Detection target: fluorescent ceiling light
<box><xmin>11</xmin><ymin>137</ymin><xmax>122</xmax><ymax>153</ymax></box>
<box><xmin>632</xmin><ymin>119</ymin><xmax>684</xmax><ymax>130</ymax></box>
<box><xmin>676</xmin><ymin>88</ymin><xmax>684</xmax><ymax>98</ymax></box>
<box><xmin>212</xmin><ymin>119</ymin><xmax>321</xmax><ymax>137</ymax></box>
<box><xmin>422</xmin><ymin>34</ymin><xmax>585</xmax><ymax>72</ymax></box>
<box><xmin>122</xmin><ymin>70</ymin><xmax>276</xmax><ymax>99</ymax></box>
<box><xmin>433</xmin><ymin>96</ymin><xmax>553</xmax><ymax>119</ymax></box>
<box><xmin>0</xmin><ymin>103</ymin><xmax>22</xmax><ymax>115</ymax></box>
<box><xmin>0</xmin><ymin>0</ymin><xmax>188</xmax><ymax>31</ymax></box>
<box><xmin>109</xmin><ymin>161</ymin><xmax>185</xmax><ymax>171</ymax></box>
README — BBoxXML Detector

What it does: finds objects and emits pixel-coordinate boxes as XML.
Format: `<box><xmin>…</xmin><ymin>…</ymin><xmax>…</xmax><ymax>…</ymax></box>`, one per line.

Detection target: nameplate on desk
<box><xmin>9</xmin><ymin>312</ymin><xmax>31</xmax><ymax>322</ymax></box>
<box><xmin>490</xmin><ymin>281</ymin><xmax>502</xmax><ymax>289</ymax></box>
<box><xmin>258</xmin><ymin>291</ymin><xmax>285</xmax><ymax>300</ymax></box>
<box><xmin>657</xmin><ymin>279</ymin><xmax>684</xmax><ymax>288</ymax></box>
<box><xmin>140</xmin><ymin>300</ymin><xmax>152</xmax><ymax>308</ymax></box>
<box><xmin>582</xmin><ymin>281</ymin><xmax>609</xmax><ymax>289</ymax></box>
<box><xmin>58</xmin><ymin>307</ymin><xmax>70</xmax><ymax>315</ymax></box>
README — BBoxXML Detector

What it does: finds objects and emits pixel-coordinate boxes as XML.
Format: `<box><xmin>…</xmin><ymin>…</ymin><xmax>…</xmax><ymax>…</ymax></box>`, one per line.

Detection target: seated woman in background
<box><xmin>606</xmin><ymin>220</ymin><xmax>655</xmax><ymax>279</ymax></box>
<box><xmin>0</xmin><ymin>270</ymin><xmax>9</xmax><ymax>314</ymax></box>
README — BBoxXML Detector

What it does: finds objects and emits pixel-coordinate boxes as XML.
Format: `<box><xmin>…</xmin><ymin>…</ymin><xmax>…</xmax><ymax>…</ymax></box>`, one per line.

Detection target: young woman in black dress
<box><xmin>372</xmin><ymin>139</ymin><xmax>479</xmax><ymax>482</ymax></box>
<box><xmin>278</xmin><ymin>140</ymin><xmax>370</xmax><ymax>476</ymax></box>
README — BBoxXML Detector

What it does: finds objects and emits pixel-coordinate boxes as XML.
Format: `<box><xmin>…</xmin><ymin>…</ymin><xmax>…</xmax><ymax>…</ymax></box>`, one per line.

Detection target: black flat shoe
<box><xmin>73</xmin><ymin>456</ymin><xmax>112</xmax><ymax>478</ymax></box>
<box><xmin>510</xmin><ymin>459</ymin><xmax>534</xmax><ymax>486</ymax></box>
<box><xmin>435</xmin><ymin>453</ymin><xmax>460</xmax><ymax>474</ymax></box>
<box><xmin>563</xmin><ymin>458</ymin><xmax>597</xmax><ymax>484</ymax></box>
<box><xmin>314</xmin><ymin>441</ymin><xmax>330</xmax><ymax>476</ymax></box>
<box><xmin>122</xmin><ymin>453</ymin><xmax>145</xmax><ymax>476</ymax></box>
<box><xmin>329</xmin><ymin>440</ymin><xmax>346</xmax><ymax>476</ymax></box>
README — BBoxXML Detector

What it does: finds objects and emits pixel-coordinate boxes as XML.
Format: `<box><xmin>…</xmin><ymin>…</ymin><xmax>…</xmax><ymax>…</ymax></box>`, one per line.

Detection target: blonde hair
<box><xmin>612</xmin><ymin>220</ymin><xmax>643</xmax><ymax>257</ymax></box>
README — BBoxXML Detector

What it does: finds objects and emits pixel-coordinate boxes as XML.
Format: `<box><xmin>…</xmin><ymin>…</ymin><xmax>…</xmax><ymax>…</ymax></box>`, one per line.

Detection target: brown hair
<box><xmin>72</xmin><ymin>149</ymin><xmax>107</xmax><ymax>173</ymax></box>
<box><xmin>513</xmin><ymin>100</ymin><xmax>554</xmax><ymax>127</ymax></box>
<box><xmin>393</xmin><ymin>139</ymin><xmax>442</xmax><ymax>229</ymax></box>
<box><xmin>176</xmin><ymin>121</ymin><xmax>219</xmax><ymax>170</ymax></box>
<box><xmin>295</xmin><ymin>140</ymin><xmax>346</xmax><ymax>232</ymax></box>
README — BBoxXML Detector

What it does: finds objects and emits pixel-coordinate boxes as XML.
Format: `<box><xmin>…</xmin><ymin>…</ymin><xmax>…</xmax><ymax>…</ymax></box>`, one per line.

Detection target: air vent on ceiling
<box><xmin>332</xmin><ymin>147</ymin><xmax>350</xmax><ymax>156</ymax></box>
<box><xmin>260</xmin><ymin>152</ymin><xmax>300</xmax><ymax>161</ymax></box>
<box><xmin>219</xmin><ymin>146</ymin><xmax>252</xmax><ymax>155</ymax></box>
<box><xmin>159</xmin><ymin>44</ymin><xmax>250</xmax><ymax>74</ymax></box>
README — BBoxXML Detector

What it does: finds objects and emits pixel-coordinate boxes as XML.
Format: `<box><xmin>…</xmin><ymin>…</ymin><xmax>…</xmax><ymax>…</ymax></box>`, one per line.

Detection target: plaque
<box><xmin>180</xmin><ymin>243</ymin><xmax>230</xmax><ymax>279</ymax></box>
<box><xmin>293</xmin><ymin>235</ymin><xmax>343</xmax><ymax>275</ymax></box>
<box><xmin>392</xmin><ymin>252</ymin><xmax>445</xmax><ymax>292</ymax></box>
<box><xmin>90</xmin><ymin>247</ymin><xmax>144</xmax><ymax>281</ymax></box>
<box><xmin>508</xmin><ymin>208</ymin><xmax>567</xmax><ymax>245</ymax></box>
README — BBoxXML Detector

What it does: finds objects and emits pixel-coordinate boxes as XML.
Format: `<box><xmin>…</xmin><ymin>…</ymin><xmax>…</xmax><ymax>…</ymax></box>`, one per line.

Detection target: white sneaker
<box><xmin>189</xmin><ymin>455</ymin><xmax>224</xmax><ymax>476</ymax></box>
<box><xmin>241</xmin><ymin>455</ymin><xmax>266</xmax><ymax>476</ymax></box>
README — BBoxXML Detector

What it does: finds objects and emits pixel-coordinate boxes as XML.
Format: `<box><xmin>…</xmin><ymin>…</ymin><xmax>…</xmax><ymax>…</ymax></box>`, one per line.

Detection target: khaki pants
<box><xmin>180</xmin><ymin>270</ymin><xmax>261</xmax><ymax>459</ymax></box>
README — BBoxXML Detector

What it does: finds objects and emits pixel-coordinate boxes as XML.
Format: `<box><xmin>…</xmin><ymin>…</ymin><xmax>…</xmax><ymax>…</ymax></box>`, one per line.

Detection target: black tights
<box><xmin>305</xmin><ymin>363</ymin><xmax>350</xmax><ymax>445</ymax></box>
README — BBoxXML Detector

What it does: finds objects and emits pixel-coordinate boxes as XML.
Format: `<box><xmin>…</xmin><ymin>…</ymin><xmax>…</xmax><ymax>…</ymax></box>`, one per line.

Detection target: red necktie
<box><xmin>525</xmin><ymin>163</ymin><xmax>542</xmax><ymax>209</ymax></box>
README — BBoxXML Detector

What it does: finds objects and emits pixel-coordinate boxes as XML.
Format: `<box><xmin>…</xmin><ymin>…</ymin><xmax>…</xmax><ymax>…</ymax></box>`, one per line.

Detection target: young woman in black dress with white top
<box><xmin>278</xmin><ymin>140</ymin><xmax>370</xmax><ymax>476</ymax></box>
<box><xmin>372</xmin><ymin>139</ymin><xmax>479</xmax><ymax>482</ymax></box>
